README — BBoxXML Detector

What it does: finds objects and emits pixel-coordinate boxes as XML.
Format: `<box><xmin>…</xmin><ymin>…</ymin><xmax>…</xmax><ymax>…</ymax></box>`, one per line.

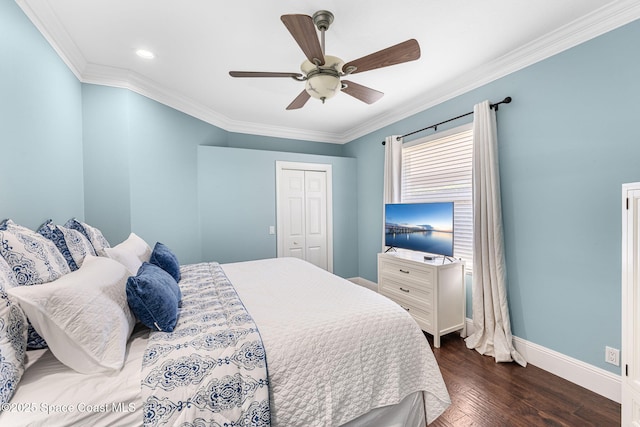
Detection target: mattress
<box><xmin>0</xmin><ymin>257</ymin><xmax>450</xmax><ymax>426</ymax></box>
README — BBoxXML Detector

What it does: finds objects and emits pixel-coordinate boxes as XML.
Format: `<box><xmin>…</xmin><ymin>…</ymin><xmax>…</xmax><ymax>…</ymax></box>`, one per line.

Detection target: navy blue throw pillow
<box><xmin>149</xmin><ymin>242</ymin><xmax>181</xmax><ymax>283</ymax></box>
<box><xmin>126</xmin><ymin>262</ymin><xmax>179</xmax><ymax>332</ymax></box>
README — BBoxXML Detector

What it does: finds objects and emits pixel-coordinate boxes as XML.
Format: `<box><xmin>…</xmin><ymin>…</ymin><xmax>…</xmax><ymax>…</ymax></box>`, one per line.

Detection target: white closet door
<box><xmin>280</xmin><ymin>169</ymin><xmax>307</xmax><ymax>260</ymax></box>
<box><xmin>622</xmin><ymin>184</ymin><xmax>640</xmax><ymax>426</ymax></box>
<box><xmin>276</xmin><ymin>162</ymin><xmax>333</xmax><ymax>272</ymax></box>
<box><xmin>304</xmin><ymin>170</ymin><xmax>328</xmax><ymax>270</ymax></box>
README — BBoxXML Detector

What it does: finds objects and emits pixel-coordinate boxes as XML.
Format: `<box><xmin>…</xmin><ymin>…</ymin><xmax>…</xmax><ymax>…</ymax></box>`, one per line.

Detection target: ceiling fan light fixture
<box><xmin>305</xmin><ymin>74</ymin><xmax>340</xmax><ymax>103</ymax></box>
<box><xmin>301</xmin><ymin>55</ymin><xmax>344</xmax><ymax>103</ymax></box>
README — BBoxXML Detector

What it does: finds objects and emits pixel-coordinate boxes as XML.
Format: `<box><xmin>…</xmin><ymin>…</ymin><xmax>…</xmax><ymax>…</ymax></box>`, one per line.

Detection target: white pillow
<box><xmin>103</xmin><ymin>232</ymin><xmax>152</xmax><ymax>275</ymax></box>
<box><xmin>7</xmin><ymin>256</ymin><xmax>135</xmax><ymax>374</ymax></box>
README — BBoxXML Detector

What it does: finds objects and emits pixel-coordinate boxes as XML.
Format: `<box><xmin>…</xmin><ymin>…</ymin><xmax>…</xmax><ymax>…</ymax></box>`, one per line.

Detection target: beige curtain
<box><xmin>464</xmin><ymin>100</ymin><xmax>526</xmax><ymax>367</ymax></box>
<box><xmin>383</xmin><ymin>135</ymin><xmax>403</xmax><ymax>204</ymax></box>
<box><xmin>382</xmin><ymin>135</ymin><xmax>403</xmax><ymax>250</ymax></box>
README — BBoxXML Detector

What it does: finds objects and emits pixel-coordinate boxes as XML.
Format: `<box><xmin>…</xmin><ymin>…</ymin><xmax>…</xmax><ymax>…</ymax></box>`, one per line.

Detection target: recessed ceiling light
<box><xmin>135</xmin><ymin>49</ymin><xmax>155</xmax><ymax>59</ymax></box>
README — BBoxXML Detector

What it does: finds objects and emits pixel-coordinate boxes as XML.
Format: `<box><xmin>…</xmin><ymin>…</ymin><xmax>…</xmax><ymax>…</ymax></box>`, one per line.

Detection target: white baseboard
<box><xmin>465</xmin><ymin>318</ymin><xmax>621</xmax><ymax>403</ymax></box>
<box><xmin>515</xmin><ymin>337</ymin><xmax>621</xmax><ymax>403</ymax></box>
<box><xmin>348</xmin><ymin>277</ymin><xmax>621</xmax><ymax>404</ymax></box>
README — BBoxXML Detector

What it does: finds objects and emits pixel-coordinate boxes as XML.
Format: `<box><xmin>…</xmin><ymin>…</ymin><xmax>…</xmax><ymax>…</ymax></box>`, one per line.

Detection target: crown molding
<box><xmin>82</xmin><ymin>63</ymin><xmax>238</xmax><ymax>128</ymax></box>
<box><xmin>82</xmin><ymin>63</ymin><xmax>345</xmax><ymax>144</ymax></box>
<box><xmin>17</xmin><ymin>0</ymin><xmax>640</xmax><ymax>145</ymax></box>
<box><xmin>16</xmin><ymin>0</ymin><xmax>86</xmax><ymax>80</ymax></box>
<box><xmin>340</xmin><ymin>0</ymin><xmax>640</xmax><ymax>143</ymax></box>
<box><xmin>82</xmin><ymin>62</ymin><xmax>346</xmax><ymax>143</ymax></box>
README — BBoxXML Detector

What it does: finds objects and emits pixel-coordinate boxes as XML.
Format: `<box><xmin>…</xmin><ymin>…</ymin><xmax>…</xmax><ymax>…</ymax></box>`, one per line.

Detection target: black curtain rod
<box><xmin>381</xmin><ymin>96</ymin><xmax>512</xmax><ymax>145</ymax></box>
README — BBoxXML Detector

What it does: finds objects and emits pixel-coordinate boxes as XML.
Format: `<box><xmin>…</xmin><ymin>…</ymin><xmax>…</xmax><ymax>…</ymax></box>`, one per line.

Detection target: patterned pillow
<box><xmin>0</xmin><ymin>256</ymin><xmax>28</xmax><ymax>404</ymax></box>
<box><xmin>37</xmin><ymin>220</ymin><xmax>78</xmax><ymax>271</ymax></box>
<box><xmin>0</xmin><ymin>220</ymin><xmax>71</xmax><ymax>287</ymax></box>
<box><xmin>0</xmin><ymin>220</ymin><xmax>71</xmax><ymax>349</ymax></box>
<box><xmin>37</xmin><ymin>220</ymin><xmax>96</xmax><ymax>271</ymax></box>
<box><xmin>64</xmin><ymin>218</ymin><xmax>110</xmax><ymax>256</ymax></box>
<box><xmin>0</xmin><ymin>252</ymin><xmax>18</xmax><ymax>290</ymax></box>
<box><xmin>58</xmin><ymin>225</ymin><xmax>97</xmax><ymax>268</ymax></box>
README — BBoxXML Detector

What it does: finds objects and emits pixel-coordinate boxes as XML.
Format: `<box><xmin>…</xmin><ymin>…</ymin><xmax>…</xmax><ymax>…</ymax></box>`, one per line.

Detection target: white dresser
<box><xmin>377</xmin><ymin>251</ymin><xmax>465</xmax><ymax>347</ymax></box>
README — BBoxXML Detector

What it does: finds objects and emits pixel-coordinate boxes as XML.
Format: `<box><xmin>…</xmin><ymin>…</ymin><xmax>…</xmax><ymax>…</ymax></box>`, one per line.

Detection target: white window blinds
<box><xmin>401</xmin><ymin>124</ymin><xmax>473</xmax><ymax>270</ymax></box>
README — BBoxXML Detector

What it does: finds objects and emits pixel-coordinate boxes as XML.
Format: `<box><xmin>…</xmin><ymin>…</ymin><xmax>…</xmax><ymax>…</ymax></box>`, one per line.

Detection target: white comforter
<box><xmin>222</xmin><ymin>257</ymin><xmax>450</xmax><ymax>426</ymax></box>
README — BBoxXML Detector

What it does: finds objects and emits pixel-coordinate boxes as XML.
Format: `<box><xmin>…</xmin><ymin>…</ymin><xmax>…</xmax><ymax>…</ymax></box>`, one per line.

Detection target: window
<box><xmin>401</xmin><ymin>124</ymin><xmax>473</xmax><ymax>270</ymax></box>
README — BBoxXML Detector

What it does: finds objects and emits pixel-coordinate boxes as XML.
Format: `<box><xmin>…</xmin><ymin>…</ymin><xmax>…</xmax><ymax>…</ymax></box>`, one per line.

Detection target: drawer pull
<box><xmin>399</xmin><ymin>287</ymin><xmax>410</xmax><ymax>293</ymax></box>
<box><xmin>399</xmin><ymin>269</ymin><xmax>410</xmax><ymax>274</ymax></box>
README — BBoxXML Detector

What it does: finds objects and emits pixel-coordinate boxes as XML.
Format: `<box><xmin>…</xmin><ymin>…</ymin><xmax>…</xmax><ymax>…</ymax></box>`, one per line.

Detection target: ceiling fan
<box><xmin>229</xmin><ymin>10</ymin><xmax>421</xmax><ymax>110</ymax></box>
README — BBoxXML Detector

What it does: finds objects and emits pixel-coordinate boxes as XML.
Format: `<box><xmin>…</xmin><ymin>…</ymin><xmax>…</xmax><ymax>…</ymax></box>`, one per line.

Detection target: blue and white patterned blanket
<box><xmin>140</xmin><ymin>262</ymin><xmax>270</xmax><ymax>427</ymax></box>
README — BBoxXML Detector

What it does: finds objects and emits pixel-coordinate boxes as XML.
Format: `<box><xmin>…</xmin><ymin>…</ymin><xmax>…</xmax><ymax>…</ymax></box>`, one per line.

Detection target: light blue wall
<box><xmin>198</xmin><ymin>146</ymin><xmax>358</xmax><ymax>278</ymax></box>
<box><xmin>0</xmin><ymin>0</ymin><xmax>84</xmax><ymax>228</ymax></box>
<box><xmin>82</xmin><ymin>85</ymin><xmax>132</xmax><ymax>244</ymax></box>
<box><xmin>344</xmin><ymin>19</ymin><xmax>640</xmax><ymax>373</ymax></box>
<box><xmin>80</xmin><ymin>85</ymin><xmax>347</xmax><ymax>265</ymax></box>
<box><xmin>126</xmin><ymin>92</ymin><xmax>228</xmax><ymax>264</ymax></box>
<box><xmin>82</xmin><ymin>85</ymin><xmax>229</xmax><ymax>262</ymax></box>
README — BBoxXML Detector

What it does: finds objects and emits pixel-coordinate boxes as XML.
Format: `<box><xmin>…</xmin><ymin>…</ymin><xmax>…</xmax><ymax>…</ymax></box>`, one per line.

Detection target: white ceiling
<box><xmin>17</xmin><ymin>0</ymin><xmax>640</xmax><ymax>143</ymax></box>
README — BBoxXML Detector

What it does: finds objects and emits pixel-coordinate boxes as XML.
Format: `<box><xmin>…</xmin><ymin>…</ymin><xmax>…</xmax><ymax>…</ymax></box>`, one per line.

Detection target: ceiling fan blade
<box><xmin>341</xmin><ymin>80</ymin><xmax>384</xmax><ymax>104</ymax></box>
<box><xmin>281</xmin><ymin>14</ymin><xmax>325</xmax><ymax>66</ymax></box>
<box><xmin>286</xmin><ymin>90</ymin><xmax>311</xmax><ymax>110</ymax></box>
<box><xmin>229</xmin><ymin>71</ymin><xmax>303</xmax><ymax>79</ymax></box>
<box><xmin>343</xmin><ymin>39</ymin><xmax>420</xmax><ymax>75</ymax></box>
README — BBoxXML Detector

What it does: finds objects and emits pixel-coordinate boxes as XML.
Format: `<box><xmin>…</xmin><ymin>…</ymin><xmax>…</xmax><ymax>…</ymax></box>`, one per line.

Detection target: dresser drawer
<box><xmin>382</xmin><ymin>291</ymin><xmax>433</xmax><ymax>331</ymax></box>
<box><xmin>379</xmin><ymin>276</ymin><xmax>433</xmax><ymax>308</ymax></box>
<box><xmin>379</xmin><ymin>257</ymin><xmax>434</xmax><ymax>288</ymax></box>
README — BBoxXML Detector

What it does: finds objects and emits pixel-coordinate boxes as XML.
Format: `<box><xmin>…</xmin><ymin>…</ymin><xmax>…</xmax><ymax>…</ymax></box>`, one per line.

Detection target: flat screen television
<box><xmin>384</xmin><ymin>202</ymin><xmax>454</xmax><ymax>257</ymax></box>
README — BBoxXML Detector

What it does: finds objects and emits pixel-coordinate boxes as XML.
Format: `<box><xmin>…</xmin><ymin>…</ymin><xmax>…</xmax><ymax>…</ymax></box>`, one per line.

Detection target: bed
<box><xmin>0</xmin><ymin>220</ymin><xmax>450</xmax><ymax>426</ymax></box>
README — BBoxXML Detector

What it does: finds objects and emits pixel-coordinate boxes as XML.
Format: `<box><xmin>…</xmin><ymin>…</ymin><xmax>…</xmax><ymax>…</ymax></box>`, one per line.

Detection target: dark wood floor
<box><xmin>426</xmin><ymin>333</ymin><xmax>621</xmax><ymax>427</ymax></box>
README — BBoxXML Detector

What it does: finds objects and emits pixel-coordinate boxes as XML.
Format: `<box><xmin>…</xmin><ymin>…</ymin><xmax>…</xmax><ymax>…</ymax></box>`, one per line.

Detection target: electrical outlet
<box><xmin>605</xmin><ymin>346</ymin><xmax>620</xmax><ymax>366</ymax></box>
